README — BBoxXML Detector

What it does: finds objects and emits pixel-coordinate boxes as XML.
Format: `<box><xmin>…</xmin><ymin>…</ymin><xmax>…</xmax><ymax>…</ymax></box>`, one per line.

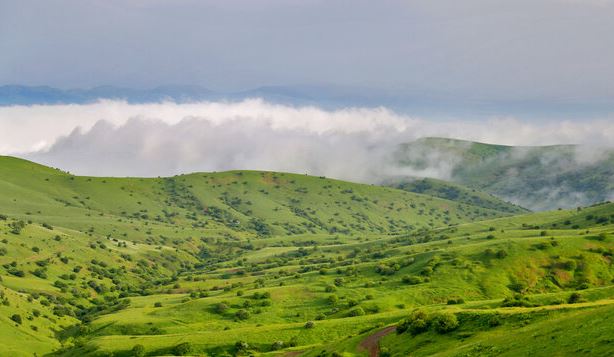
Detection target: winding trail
<box><xmin>358</xmin><ymin>326</ymin><xmax>397</xmax><ymax>357</ymax></box>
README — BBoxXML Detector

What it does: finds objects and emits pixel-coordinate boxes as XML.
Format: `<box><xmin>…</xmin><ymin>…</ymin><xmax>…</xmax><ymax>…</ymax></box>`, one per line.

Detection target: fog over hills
<box><xmin>1</xmin><ymin>90</ymin><xmax>612</xmax><ymax>211</ymax></box>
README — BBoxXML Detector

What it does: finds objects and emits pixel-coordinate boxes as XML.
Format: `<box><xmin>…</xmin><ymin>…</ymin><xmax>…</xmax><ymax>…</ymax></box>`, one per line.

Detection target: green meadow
<box><xmin>0</xmin><ymin>156</ymin><xmax>612</xmax><ymax>356</ymax></box>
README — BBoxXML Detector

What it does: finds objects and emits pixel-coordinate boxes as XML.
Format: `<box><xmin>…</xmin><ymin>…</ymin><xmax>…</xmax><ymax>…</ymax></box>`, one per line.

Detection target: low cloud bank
<box><xmin>1</xmin><ymin>99</ymin><xmax>612</xmax><ymax>209</ymax></box>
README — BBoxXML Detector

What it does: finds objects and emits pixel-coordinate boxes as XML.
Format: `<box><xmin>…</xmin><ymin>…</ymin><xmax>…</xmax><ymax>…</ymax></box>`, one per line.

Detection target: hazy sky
<box><xmin>2</xmin><ymin>0</ymin><xmax>614</xmax><ymax>104</ymax></box>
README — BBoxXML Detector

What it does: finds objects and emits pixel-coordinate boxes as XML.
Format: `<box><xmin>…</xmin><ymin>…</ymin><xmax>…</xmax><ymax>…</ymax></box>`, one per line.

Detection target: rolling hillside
<box><xmin>0</xmin><ymin>156</ymin><xmax>612</xmax><ymax>356</ymax></box>
<box><xmin>393</xmin><ymin>137</ymin><xmax>614</xmax><ymax>211</ymax></box>
<box><xmin>384</xmin><ymin>177</ymin><xmax>528</xmax><ymax>214</ymax></box>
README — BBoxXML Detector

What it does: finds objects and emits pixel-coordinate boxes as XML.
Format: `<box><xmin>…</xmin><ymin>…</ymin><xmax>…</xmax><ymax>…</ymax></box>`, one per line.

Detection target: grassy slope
<box><xmin>0</xmin><ymin>156</ymin><xmax>612</xmax><ymax>356</ymax></box>
<box><xmin>58</xmin><ymin>203</ymin><xmax>614</xmax><ymax>356</ymax></box>
<box><xmin>394</xmin><ymin>137</ymin><xmax>614</xmax><ymax>210</ymax></box>
<box><xmin>384</xmin><ymin>177</ymin><xmax>528</xmax><ymax>214</ymax></box>
<box><xmin>0</xmin><ymin>156</ymin><xmax>521</xmax><ymax>356</ymax></box>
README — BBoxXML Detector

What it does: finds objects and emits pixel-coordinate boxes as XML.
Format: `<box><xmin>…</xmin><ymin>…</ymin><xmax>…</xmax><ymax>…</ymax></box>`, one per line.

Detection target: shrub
<box><xmin>502</xmin><ymin>294</ymin><xmax>534</xmax><ymax>307</ymax></box>
<box><xmin>402</xmin><ymin>275</ymin><xmax>423</xmax><ymax>285</ymax></box>
<box><xmin>9</xmin><ymin>220</ymin><xmax>25</xmax><ymax>234</ymax></box>
<box><xmin>271</xmin><ymin>340</ymin><xmax>284</xmax><ymax>350</ymax></box>
<box><xmin>235</xmin><ymin>341</ymin><xmax>249</xmax><ymax>351</ymax></box>
<box><xmin>154</xmin><ymin>302</ymin><xmax>162</xmax><ymax>308</ymax></box>
<box><xmin>380</xmin><ymin>347</ymin><xmax>392</xmax><ymax>357</ymax></box>
<box><xmin>495</xmin><ymin>249</ymin><xmax>508</xmax><ymax>259</ymax></box>
<box><xmin>349</xmin><ymin>307</ymin><xmax>365</xmax><ymax>316</ymax></box>
<box><xmin>397</xmin><ymin>310</ymin><xmax>429</xmax><ymax>335</ymax></box>
<box><xmin>235</xmin><ymin>309</ymin><xmax>250</xmax><ymax>320</ymax></box>
<box><xmin>304</xmin><ymin>321</ymin><xmax>315</xmax><ymax>329</ymax></box>
<box><xmin>173</xmin><ymin>342</ymin><xmax>193</xmax><ymax>356</ymax></box>
<box><xmin>488</xmin><ymin>314</ymin><xmax>502</xmax><ymax>327</ymax></box>
<box><xmin>561</xmin><ymin>260</ymin><xmax>577</xmax><ymax>271</ymax></box>
<box><xmin>11</xmin><ymin>314</ymin><xmax>22</xmax><ymax>324</ymax></box>
<box><xmin>568</xmin><ymin>292</ymin><xmax>583</xmax><ymax>304</ymax></box>
<box><xmin>131</xmin><ymin>344</ymin><xmax>145</xmax><ymax>357</ymax></box>
<box><xmin>327</xmin><ymin>294</ymin><xmax>338</xmax><ymax>305</ymax></box>
<box><xmin>215</xmin><ymin>302</ymin><xmax>229</xmax><ymax>314</ymax></box>
<box><xmin>431</xmin><ymin>312</ymin><xmax>459</xmax><ymax>333</ymax></box>
<box><xmin>446</xmin><ymin>297</ymin><xmax>465</xmax><ymax>305</ymax></box>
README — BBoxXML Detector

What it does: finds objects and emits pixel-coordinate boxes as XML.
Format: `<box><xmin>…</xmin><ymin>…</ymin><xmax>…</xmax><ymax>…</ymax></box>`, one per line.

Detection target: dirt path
<box><xmin>358</xmin><ymin>326</ymin><xmax>397</xmax><ymax>357</ymax></box>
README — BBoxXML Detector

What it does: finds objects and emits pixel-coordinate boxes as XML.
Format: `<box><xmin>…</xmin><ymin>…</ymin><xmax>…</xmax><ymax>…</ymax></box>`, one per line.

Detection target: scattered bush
<box><xmin>568</xmin><ymin>292</ymin><xmax>583</xmax><ymax>304</ymax></box>
<box><xmin>235</xmin><ymin>341</ymin><xmax>249</xmax><ymax>351</ymax></box>
<box><xmin>11</xmin><ymin>314</ymin><xmax>22</xmax><ymax>324</ymax></box>
<box><xmin>215</xmin><ymin>302</ymin><xmax>229</xmax><ymax>314</ymax></box>
<box><xmin>397</xmin><ymin>310</ymin><xmax>429</xmax><ymax>335</ymax></box>
<box><xmin>446</xmin><ymin>297</ymin><xmax>465</xmax><ymax>305</ymax></box>
<box><xmin>271</xmin><ymin>340</ymin><xmax>284</xmax><ymax>350</ymax></box>
<box><xmin>173</xmin><ymin>342</ymin><xmax>193</xmax><ymax>356</ymax></box>
<box><xmin>402</xmin><ymin>275</ymin><xmax>423</xmax><ymax>285</ymax></box>
<box><xmin>348</xmin><ymin>307</ymin><xmax>365</xmax><ymax>317</ymax></box>
<box><xmin>235</xmin><ymin>309</ymin><xmax>250</xmax><ymax>320</ymax></box>
<box><xmin>131</xmin><ymin>344</ymin><xmax>145</xmax><ymax>357</ymax></box>
<box><xmin>431</xmin><ymin>312</ymin><xmax>459</xmax><ymax>333</ymax></box>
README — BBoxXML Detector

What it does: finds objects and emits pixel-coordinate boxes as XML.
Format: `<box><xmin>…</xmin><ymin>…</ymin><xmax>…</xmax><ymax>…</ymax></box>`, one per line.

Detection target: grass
<box><xmin>0</xmin><ymin>156</ymin><xmax>612</xmax><ymax>356</ymax></box>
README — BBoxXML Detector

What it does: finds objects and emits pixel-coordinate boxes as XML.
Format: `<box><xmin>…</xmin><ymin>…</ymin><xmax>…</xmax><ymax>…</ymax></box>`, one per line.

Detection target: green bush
<box><xmin>349</xmin><ymin>307</ymin><xmax>365</xmax><ymax>316</ymax></box>
<box><xmin>10</xmin><ymin>314</ymin><xmax>22</xmax><ymax>324</ymax></box>
<box><xmin>271</xmin><ymin>340</ymin><xmax>284</xmax><ymax>350</ymax></box>
<box><xmin>431</xmin><ymin>312</ymin><xmax>459</xmax><ymax>333</ymax></box>
<box><xmin>173</xmin><ymin>342</ymin><xmax>193</xmax><ymax>356</ymax></box>
<box><xmin>402</xmin><ymin>275</ymin><xmax>423</xmax><ymax>285</ymax></box>
<box><xmin>568</xmin><ymin>292</ymin><xmax>583</xmax><ymax>304</ymax></box>
<box><xmin>397</xmin><ymin>310</ymin><xmax>429</xmax><ymax>335</ymax></box>
<box><xmin>235</xmin><ymin>341</ymin><xmax>249</xmax><ymax>351</ymax></box>
<box><xmin>235</xmin><ymin>309</ymin><xmax>250</xmax><ymax>320</ymax></box>
<box><xmin>131</xmin><ymin>344</ymin><xmax>145</xmax><ymax>357</ymax></box>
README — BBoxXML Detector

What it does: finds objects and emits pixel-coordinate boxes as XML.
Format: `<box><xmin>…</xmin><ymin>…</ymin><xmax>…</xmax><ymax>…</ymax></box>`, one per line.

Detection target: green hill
<box><xmin>0</xmin><ymin>156</ymin><xmax>612</xmax><ymax>356</ymax></box>
<box><xmin>394</xmin><ymin>137</ymin><xmax>614</xmax><ymax>211</ymax></box>
<box><xmin>384</xmin><ymin>177</ymin><xmax>528</xmax><ymax>214</ymax></box>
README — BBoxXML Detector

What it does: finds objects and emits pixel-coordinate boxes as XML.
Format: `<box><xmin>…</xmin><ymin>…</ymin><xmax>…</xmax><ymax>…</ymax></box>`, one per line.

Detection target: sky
<box><xmin>2</xmin><ymin>0</ymin><xmax>614</xmax><ymax>105</ymax></box>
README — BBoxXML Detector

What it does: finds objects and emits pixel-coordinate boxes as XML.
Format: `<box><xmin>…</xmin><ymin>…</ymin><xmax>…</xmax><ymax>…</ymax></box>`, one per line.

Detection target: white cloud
<box><xmin>0</xmin><ymin>100</ymin><xmax>612</xmax><ymax>181</ymax></box>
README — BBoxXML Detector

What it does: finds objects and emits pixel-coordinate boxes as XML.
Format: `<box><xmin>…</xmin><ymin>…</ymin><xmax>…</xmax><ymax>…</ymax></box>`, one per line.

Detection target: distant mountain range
<box><xmin>2</xmin><ymin>84</ymin><xmax>613</xmax><ymax>117</ymax></box>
